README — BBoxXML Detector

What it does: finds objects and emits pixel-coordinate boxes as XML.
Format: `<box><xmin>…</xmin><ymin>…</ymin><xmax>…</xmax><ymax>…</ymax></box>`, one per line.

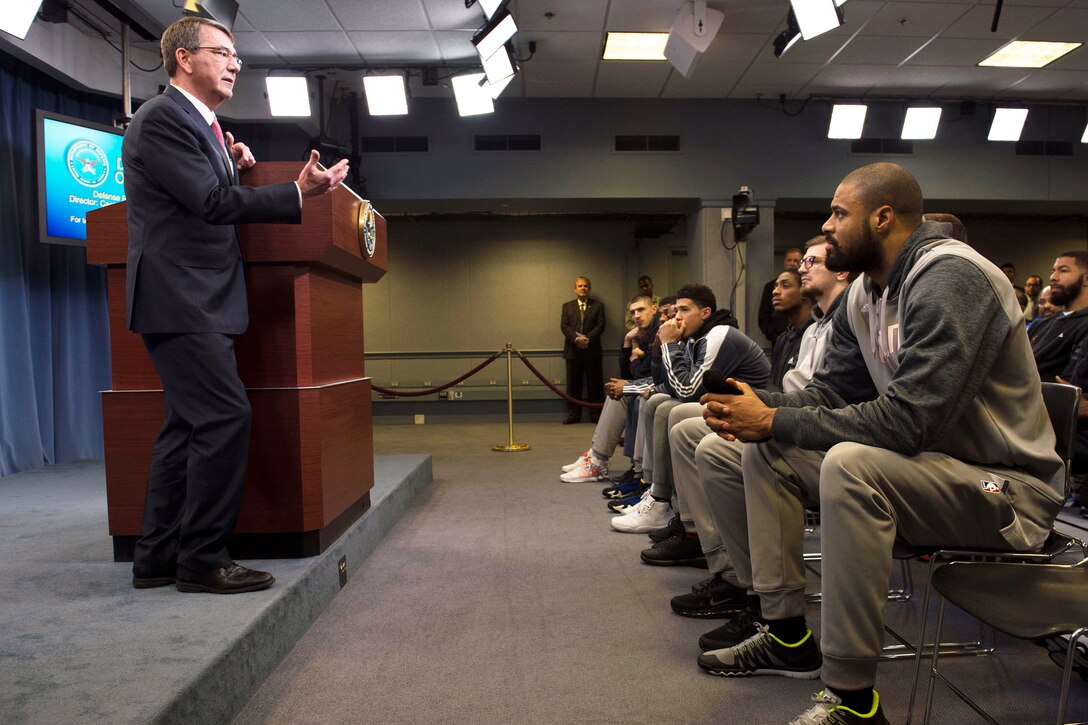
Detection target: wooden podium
<box><xmin>86</xmin><ymin>162</ymin><xmax>387</xmax><ymax>560</ymax></box>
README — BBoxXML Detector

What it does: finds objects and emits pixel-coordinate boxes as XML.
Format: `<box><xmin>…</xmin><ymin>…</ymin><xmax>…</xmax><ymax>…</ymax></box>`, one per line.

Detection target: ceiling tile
<box><xmin>262</xmin><ymin>31</ymin><xmax>358</xmax><ymax>63</ymax></box>
<box><xmin>232</xmin><ymin>31</ymin><xmax>281</xmax><ymax>63</ymax></box>
<box><xmin>935</xmin><ymin>66</ymin><xmax>1037</xmax><ymax>95</ymax></box>
<box><xmin>233</xmin><ymin>0</ymin><xmax>341</xmax><ymax>32</ymax></box>
<box><xmin>348</xmin><ymin>31</ymin><xmax>442</xmax><ymax>63</ymax></box>
<box><xmin>719</xmin><ymin>0</ymin><xmax>792</xmax><ymax>35</ymax></box>
<box><xmin>803</xmin><ymin>64</ymin><xmax>896</xmax><ymax>95</ymax></box>
<box><xmin>727</xmin><ymin>84</ymin><xmax>809</xmax><ymax>99</ymax></box>
<box><xmin>326</xmin><ymin>0</ymin><xmax>429</xmax><ymax>31</ymax></box>
<box><xmin>431</xmin><ymin>30</ymin><xmax>477</xmax><ymax>63</ymax></box>
<box><xmin>859</xmin><ymin>2</ymin><xmax>973</xmax><ymax>37</ymax></box>
<box><xmin>872</xmin><ymin>65</ymin><xmax>970</xmax><ymax>94</ymax></box>
<box><xmin>605</xmin><ymin>0</ymin><xmax>677</xmax><ymax>31</ymax></box>
<box><xmin>710</xmin><ymin>34</ymin><xmax>772</xmax><ymax>64</ymax></box>
<box><xmin>516</xmin><ymin>0</ymin><xmax>608</xmax><ymax>32</ymax></box>
<box><xmin>522</xmin><ymin>60</ymin><xmax>597</xmax><ymax>96</ymax></box>
<box><xmin>943</xmin><ymin>4</ymin><xmax>1056</xmax><ymax>39</ymax></box>
<box><xmin>1021</xmin><ymin>7</ymin><xmax>1088</xmax><ymax>41</ymax></box>
<box><xmin>421</xmin><ymin>0</ymin><xmax>485</xmax><ymax>31</ymax></box>
<box><xmin>523</xmin><ymin>31</ymin><xmax>604</xmax><ymax>62</ymax></box>
<box><xmin>905</xmin><ymin>37</ymin><xmax>1008</xmax><ymax>66</ymax></box>
<box><xmin>738</xmin><ymin>61</ymin><xmax>825</xmax><ymax>87</ymax></box>
<box><xmin>662</xmin><ymin>58</ymin><xmax>748</xmax><ymax>98</ymax></box>
<box><xmin>831</xmin><ymin>35</ymin><xmax>933</xmax><ymax>65</ymax></box>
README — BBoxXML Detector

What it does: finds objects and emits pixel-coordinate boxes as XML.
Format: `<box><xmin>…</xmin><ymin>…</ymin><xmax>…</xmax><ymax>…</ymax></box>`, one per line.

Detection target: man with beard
<box><xmin>696</xmin><ymin>163</ymin><xmax>1063</xmax><ymax>724</ymax></box>
<box><xmin>1030</xmin><ymin>252</ymin><xmax>1088</xmax><ymax>381</ymax></box>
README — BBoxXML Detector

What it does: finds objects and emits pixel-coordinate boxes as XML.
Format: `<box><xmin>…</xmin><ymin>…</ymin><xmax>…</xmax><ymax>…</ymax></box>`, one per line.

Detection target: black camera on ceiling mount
<box><xmin>731</xmin><ymin>186</ymin><xmax>760</xmax><ymax>241</ymax></box>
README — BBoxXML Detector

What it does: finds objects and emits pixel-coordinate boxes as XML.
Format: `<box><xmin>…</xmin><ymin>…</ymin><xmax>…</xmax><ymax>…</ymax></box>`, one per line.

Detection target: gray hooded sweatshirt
<box><xmin>757</xmin><ymin>220</ymin><xmax>1064</xmax><ymax>549</ymax></box>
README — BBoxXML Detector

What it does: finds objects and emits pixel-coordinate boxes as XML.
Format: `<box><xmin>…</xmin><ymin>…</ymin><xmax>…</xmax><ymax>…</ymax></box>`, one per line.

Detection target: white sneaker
<box><xmin>610</xmin><ymin>494</ymin><xmax>674</xmax><ymax>533</ymax></box>
<box><xmin>561</xmin><ymin>451</ymin><xmax>591</xmax><ymax>472</ymax></box>
<box><xmin>560</xmin><ymin>455</ymin><xmax>609</xmax><ymax>483</ymax></box>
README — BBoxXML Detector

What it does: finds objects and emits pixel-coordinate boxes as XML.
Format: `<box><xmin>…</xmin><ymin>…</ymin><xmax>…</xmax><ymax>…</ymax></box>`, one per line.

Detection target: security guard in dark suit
<box><xmin>560</xmin><ymin>277</ymin><xmax>606</xmax><ymax>424</ymax></box>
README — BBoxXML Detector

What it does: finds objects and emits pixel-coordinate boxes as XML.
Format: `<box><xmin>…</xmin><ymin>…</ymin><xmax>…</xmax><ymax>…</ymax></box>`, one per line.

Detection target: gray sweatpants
<box><xmin>740</xmin><ymin>437</ymin><xmax>1056</xmax><ymax>690</ymax></box>
<box><xmin>589</xmin><ymin>395</ymin><xmax>629</xmax><ymax>463</ymax></box>
<box><xmin>669</xmin><ymin>413</ymin><xmax>746</xmax><ymax>584</ymax></box>
<box><xmin>639</xmin><ymin>393</ymin><xmax>679</xmax><ymax>498</ymax></box>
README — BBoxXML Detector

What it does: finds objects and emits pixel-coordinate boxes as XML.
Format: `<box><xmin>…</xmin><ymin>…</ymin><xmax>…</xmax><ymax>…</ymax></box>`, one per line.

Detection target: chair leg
<box><xmin>1057</xmin><ymin>627</ymin><xmax>1088</xmax><ymax>724</ymax></box>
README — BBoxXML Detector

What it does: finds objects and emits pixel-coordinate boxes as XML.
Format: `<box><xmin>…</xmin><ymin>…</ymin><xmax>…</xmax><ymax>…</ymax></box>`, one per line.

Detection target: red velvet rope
<box><xmin>514</xmin><ymin>349</ymin><xmax>605</xmax><ymax>409</ymax></box>
<box><xmin>370</xmin><ymin>350</ymin><xmax>504</xmax><ymax>397</ymax></box>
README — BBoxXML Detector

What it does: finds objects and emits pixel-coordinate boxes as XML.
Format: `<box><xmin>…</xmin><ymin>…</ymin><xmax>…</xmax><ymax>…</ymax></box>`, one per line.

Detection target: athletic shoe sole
<box><xmin>641</xmin><ymin>551</ymin><xmax>709</xmax><ymax>569</ymax></box>
<box><xmin>697</xmin><ymin>662</ymin><xmax>821</xmax><ymax>679</ymax></box>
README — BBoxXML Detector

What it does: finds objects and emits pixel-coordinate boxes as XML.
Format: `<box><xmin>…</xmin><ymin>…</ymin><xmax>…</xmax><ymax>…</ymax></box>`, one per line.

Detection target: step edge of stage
<box><xmin>147</xmin><ymin>453</ymin><xmax>434</xmax><ymax>725</ymax></box>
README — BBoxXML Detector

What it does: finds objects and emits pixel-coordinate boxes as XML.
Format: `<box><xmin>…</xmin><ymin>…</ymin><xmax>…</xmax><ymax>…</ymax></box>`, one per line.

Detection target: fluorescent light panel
<box><xmin>901</xmin><ymin>107</ymin><xmax>942</xmax><ymax>140</ymax></box>
<box><xmin>828</xmin><ymin>104</ymin><xmax>867</xmax><ymax>139</ymax></box>
<box><xmin>603</xmin><ymin>32</ymin><xmax>668</xmax><ymax>60</ymax></box>
<box><xmin>265</xmin><ymin>76</ymin><xmax>311</xmax><ymax>117</ymax></box>
<box><xmin>791</xmin><ymin>0</ymin><xmax>842</xmax><ymax>40</ymax></box>
<box><xmin>452</xmin><ymin>72</ymin><xmax>494</xmax><ymax>116</ymax></box>
<box><xmin>363</xmin><ymin>75</ymin><xmax>408</xmax><ymax>116</ymax></box>
<box><xmin>988</xmin><ymin>108</ymin><xmax>1028</xmax><ymax>141</ymax></box>
<box><xmin>1082</xmin><ymin>122</ymin><xmax>1088</xmax><ymax>144</ymax></box>
<box><xmin>474</xmin><ymin>13</ymin><xmax>517</xmax><ymax>61</ymax></box>
<box><xmin>1</xmin><ymin>0</ymin><xmax>42</xmax><ymax>40</ymax></box>
<box><xmin>979</xmin><ymin>40</ymin><xmax>1081</xmax><ymax>69</ymax></box>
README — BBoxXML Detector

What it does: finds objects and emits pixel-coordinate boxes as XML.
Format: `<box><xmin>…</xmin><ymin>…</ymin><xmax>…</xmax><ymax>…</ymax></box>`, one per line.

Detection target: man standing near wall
<box><xmin>757</xmin><ymin>247</ymin><xmax>802</xmax><ymax>345</ymax></box>
<box><xmin>560</xmin><ymin>277</ymin><xmax>606</xmax><ymax>424</ymax></box>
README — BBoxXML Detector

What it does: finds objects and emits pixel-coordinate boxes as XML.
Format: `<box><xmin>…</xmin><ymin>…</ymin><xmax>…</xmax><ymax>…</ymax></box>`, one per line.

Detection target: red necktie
<box><xmin>210</xmin><ymin>117</ymin><xmax>234</xmax><ymax>179</ymax></box>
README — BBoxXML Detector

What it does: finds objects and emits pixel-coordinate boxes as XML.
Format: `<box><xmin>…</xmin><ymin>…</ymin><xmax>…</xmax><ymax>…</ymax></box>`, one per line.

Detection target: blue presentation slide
<box><xmin>42</xmin><ymin>117</ymin><xmax>125</xmax><ymax>241</ymax></box>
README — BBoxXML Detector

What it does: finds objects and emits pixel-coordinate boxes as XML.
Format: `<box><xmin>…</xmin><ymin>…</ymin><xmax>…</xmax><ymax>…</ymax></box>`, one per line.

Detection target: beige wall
<box><xmin>362</xmin><ymin>217</ymin><xmax>684</xmax><ymax>391</ymax></box>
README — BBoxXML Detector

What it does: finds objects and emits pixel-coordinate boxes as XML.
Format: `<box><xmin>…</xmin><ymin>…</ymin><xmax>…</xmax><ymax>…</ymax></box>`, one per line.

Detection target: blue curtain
<box><xmin>0</xmin><ymin>50</ymin><xmax>112</xmax><ymax>476</ymax></box>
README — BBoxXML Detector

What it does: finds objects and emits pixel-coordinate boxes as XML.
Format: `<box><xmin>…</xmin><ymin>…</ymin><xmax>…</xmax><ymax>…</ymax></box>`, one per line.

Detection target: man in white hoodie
<box><xmin>698</xmin><ymin>163</ymin><xmax>1063</xmax><ymax>725</ymax></box>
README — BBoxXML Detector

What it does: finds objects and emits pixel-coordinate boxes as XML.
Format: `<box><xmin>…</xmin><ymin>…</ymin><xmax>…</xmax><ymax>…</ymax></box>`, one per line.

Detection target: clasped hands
<box><xmin>701</xmin><ymin>378</ymin><xmax>776</xmax><ymax>442</ymax></box>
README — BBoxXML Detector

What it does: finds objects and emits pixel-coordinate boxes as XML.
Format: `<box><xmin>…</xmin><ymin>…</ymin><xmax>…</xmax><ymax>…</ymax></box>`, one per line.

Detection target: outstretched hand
<box><xmin>700</xmin><ymin>379</ymin><xmax>775</xmax><ymax>442</ymax></box>
<box><xmin>297</xmin><ymin>150</ymin><xmax>350</xmax><ymax>198</ymax></box>
<box><xmin>224</xmin><ymin>131</ymin><xmax>255</xmax><ymax>170</ymax></box>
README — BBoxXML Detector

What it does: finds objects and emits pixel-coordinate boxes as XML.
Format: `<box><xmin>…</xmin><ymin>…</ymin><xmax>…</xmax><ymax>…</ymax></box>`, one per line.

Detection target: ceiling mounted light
<box><xmin>988</xmin><ymin>107</ymin><xmax>1028</xmax><ymax>141</ymax></box>
<box><xmin>363</xmin><ymin>75</ymin><xmax>408</xmax><ymax>116</ymax></box>
<box><xmin>979</xmin><ymin>40</ymin><xmax>1081</xmax><ymax>69</ymax></box>
<box><xmin>1</xmin><ymin>0</ymin><xmax>43</xmax><ymax>40</ymax></box>
<box><xmin>473</xmin><ymin>11</ymin><xmax>517</xmax><ymax>62</ymax></box>
<box><xmin>182</xmin><ymin>0</ymin><xmax>239</xmax><ymax>32</ymax></box>
<box><xmin>664</xmin><ymin>0</ymin><xmax>725</xmax><ymax>78</ymax></box>
<box><xmin>1081</xmin><ymin>121</ymin><xmax>1088</xmax><ymax>144</ymax></box>
<box><xmin>901</xmin><ymin>107</ymin><xmax>942</xmax><ymax>140</ymax></box>
<box><xmin>265</xmin><ymin>76</ymin><xmax>311</xmax><ymax>117</ymax></box>
<box><xmin>790</xmin><ymin>0</ymin><xmax>845</xmax><ymax>41</ymax></box>
<box><xmin>828</xmin><ymin>103</ymin><xmax>867</xmax><ymax>139</ymax></box>
<box><xmin>481</xmin><ymin>44</ymin><xmax>518</xmax><ymax>98</ymax></box>
<box><xmin>602</xmin><ymin>32</ymin><xmax>669</xmax><ymax>61</ymax></box>
<box><xmin>452</xmin><ymin>72</ymin><xmax>495</xmax><ymax>116</ymax></box>
<box><xmin>773</xmin><ymin>9</ymin><xmax>803</xmax><ymax>58</ymax></box>
<box><xmin>475</xmin><ymin>0</ymin><xmax>511</xmax><ymax>20</ymax></box>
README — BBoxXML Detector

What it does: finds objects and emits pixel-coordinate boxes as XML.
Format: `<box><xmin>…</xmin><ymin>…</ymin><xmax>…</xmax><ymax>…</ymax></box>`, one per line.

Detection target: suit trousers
<box><xmin>565</xmin><ymin>350</ymin><xmax>604</xmax><ymax>418</ymax></box>
<box><xmin>136</xmin><ymin>332</ymin><xmax>252</xmax><ymax>572</ymax></box>
<box><xmin>740</xmin><ymin>438</ymin><xmax>1043</xmax><ymax>691</ymax></box>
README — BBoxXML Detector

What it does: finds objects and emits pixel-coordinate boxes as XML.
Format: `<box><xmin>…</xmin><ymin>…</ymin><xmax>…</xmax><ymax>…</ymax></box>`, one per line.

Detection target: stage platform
<box><xmin>0</xmin><ymin>455</ymin><xmax>432</xmax><ymax>725</ymax></box>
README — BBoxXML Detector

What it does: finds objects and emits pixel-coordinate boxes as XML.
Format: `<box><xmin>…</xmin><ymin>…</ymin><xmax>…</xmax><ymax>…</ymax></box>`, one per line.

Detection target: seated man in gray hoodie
<box><xmin>699</xmin><ymin>163</ymin><xmax>1063</xmax><ymax>725</ymax></box>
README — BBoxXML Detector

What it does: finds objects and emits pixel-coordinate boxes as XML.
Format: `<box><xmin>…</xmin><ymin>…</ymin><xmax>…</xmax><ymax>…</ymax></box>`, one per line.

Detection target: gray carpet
<box><xmin>235</xmin><ymin>422</ymin><xmax>1088</xmax><ymax>725</ymax></box>
<box><xmin>0</xmin><ymin>454</ymin><xmax>431</xmax><ymax>725</ymax></box>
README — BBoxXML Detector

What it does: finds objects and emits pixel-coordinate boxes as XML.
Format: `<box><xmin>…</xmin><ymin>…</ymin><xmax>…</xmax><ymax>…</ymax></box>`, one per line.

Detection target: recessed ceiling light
<box><xmin>988</xmin><ymin>108</ymin><xmax>1028</xmax><ymax>141</ymax></box>
<box><xmin>603</xmin><ymin>32</ymin><xmax>668</xmax><ymax>61</ymax></box>
<box><xmin>979</xmin><ymin>40</ymin><xmax>1081</xmax><ymax>68</ymax></box>
<box><xmin>828</xmin><ymin>104</ymin><xmax>867</xmax><ymax>139</ymax></box>
<box><xmin>901</xmin><ymin>107</ymin><xmax>942</xmax><ymax>140</ymax></box>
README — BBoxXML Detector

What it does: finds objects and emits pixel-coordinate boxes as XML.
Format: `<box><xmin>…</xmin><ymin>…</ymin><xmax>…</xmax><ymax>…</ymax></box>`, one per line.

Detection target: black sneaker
<box><xmin>609</xmin><ymin>466</ymin><xmax>640</xmax><ymax>484</ymax></box>
<box><xmin>670</xmin><ymin>573</ymin><xmax>748</xmax><ymax>618</ymax></box>
<box><xmin>787</xmin><ymin>690</ymin><xmax>891</xmax><ymax>724</ymax></box>
<box><xmin>697</xmin><ymin>625</ymin><xmax>822</xmax><ymax>679</ymax></box>
<box><xmin>640</xmin><ymin>534</ymin><xmax>708</xmax><ymax>568</ymax></box>
<box><xmin>601</xmin><ymin>478</ymin><xmax>645</xmax><ymax>499</ymax></box>
<box><xmin>607</xmin><ymin>486</ymin><xmax>647</xmax><ymax>512</ymax></box>
<box><xmin>647</xmin><ymin>513</ymin><xmax>684</xmax><ymax>543</ymax></box>
<box><xmin>699</xmin><ymin>600</ymin><xmax>763</xmax><ymax>650</ymax></box>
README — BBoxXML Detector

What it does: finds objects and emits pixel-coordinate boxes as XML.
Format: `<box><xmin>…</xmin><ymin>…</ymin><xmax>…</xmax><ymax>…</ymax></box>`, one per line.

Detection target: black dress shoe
<box><xmin>562</xmin><ymin>415</ymin><xmax>581</xmax><ymax>425</ymax></box>
<box><xmin>176</xmin><ymin>562</ymin><xmax>275</xmax><ymax>594</ymax></box>
<box><xmin>132</xmin><ymin>564</ymin><xmax>177</xmax><ymax>589</ymax></box>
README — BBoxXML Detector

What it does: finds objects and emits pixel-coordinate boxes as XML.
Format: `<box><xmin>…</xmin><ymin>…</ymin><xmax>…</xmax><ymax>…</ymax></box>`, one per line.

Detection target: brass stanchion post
<box><xmin>492</xmin><ymin>343</ymin><xmax>530</xmax><ymax>452</ymax></box>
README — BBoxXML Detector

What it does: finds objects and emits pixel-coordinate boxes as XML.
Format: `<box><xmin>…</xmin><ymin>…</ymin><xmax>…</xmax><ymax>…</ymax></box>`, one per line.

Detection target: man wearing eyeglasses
<box><xmin>123</xmin><ymin>16</ymin><xmax>349</xmax><ymax>595</ymax></box>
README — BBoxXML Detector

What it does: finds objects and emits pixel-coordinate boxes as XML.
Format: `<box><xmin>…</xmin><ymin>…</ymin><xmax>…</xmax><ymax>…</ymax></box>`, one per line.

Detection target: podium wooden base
<box><xmin>102</xmin><ymin>378</ymin><xmax>374</xmax><ymax>562</ymax></box>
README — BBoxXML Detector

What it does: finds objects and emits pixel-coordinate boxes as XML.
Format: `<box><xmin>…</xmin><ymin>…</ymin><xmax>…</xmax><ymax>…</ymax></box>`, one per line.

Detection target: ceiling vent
<box><xmin>615</xmin><ymin>135</ymin><xmax>681</xmax><ymax>152</ymax></box>
<box><xmin>361</xmin><ymin>136</ymin><xmax>429</xmax><ymax>153</ymax></box>
<box><xmin>474</xmin><ymin>134</ymin><xmax>542</xmax><ymax>151</ymax></box>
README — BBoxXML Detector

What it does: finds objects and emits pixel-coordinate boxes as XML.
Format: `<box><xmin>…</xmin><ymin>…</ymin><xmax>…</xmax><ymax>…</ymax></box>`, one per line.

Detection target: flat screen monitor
<box><xmin>35</xmin><ymin>109</ymin><xmax>126</xmax><ymax>247</ymax></box>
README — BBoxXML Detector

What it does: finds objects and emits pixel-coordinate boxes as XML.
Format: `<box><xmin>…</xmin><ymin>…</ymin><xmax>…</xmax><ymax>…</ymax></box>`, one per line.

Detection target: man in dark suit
<box><xmin>124</xmin><ymin>16</ymin><xmax>348</xmax><ymax>594</ymax></box>
<box><xmin>560</xmin><ymin>277</ymin><xmax>606</xmax><ymax>424</ymax></box>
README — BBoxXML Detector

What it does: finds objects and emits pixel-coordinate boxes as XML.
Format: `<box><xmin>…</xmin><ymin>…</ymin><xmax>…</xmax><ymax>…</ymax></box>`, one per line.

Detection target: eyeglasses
<box><xmin>189</xmin><ymin>46</ymin><xmax>242</xmax><ymax>68</ymax></box>
<box><xmin>801</xmin><ymin>255</ymin><xmax>826</xmax><ymax>269</ymax></box>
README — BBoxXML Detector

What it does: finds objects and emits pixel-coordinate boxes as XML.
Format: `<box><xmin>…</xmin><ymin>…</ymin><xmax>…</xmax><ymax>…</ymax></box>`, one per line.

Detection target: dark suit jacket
<box><xmin>122</xmin><ymin>85</ymin><xmax>302</xmax><ymax>334</ymax></box>
<box><xmin>560</xmin><ymin>297</ymin><xmax>605</xmax><ymax>359</ymax></box>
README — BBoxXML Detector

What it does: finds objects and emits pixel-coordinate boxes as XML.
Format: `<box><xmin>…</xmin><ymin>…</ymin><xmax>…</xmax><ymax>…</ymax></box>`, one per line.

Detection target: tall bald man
<box><xmin>699</xmin><ymin>163</ymin><xmax>1062</xmax><ymax>724</ymax></box>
